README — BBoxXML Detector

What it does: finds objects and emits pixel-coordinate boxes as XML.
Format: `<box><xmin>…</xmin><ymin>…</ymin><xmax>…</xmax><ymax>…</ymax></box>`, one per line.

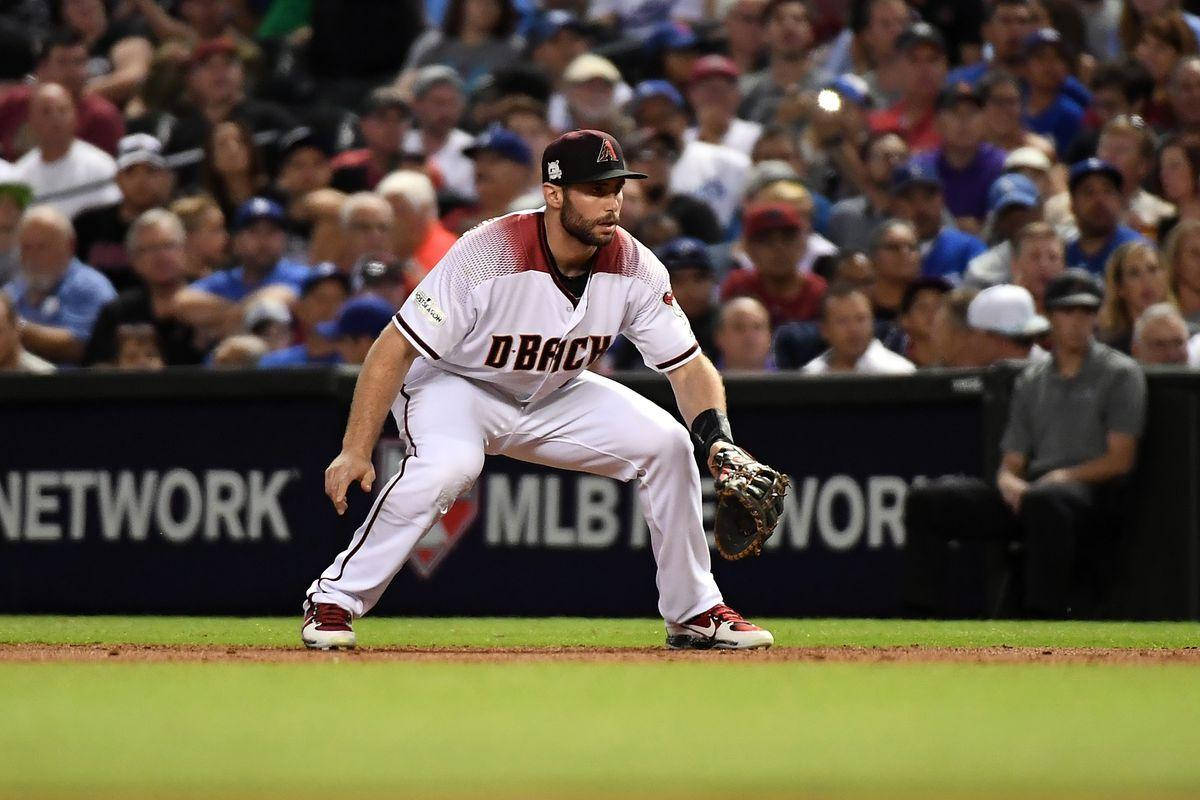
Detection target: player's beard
<box><xmin>561</xmin><ymin>191</ymin><xmax>619</xmax><ymax>247</ymax></box>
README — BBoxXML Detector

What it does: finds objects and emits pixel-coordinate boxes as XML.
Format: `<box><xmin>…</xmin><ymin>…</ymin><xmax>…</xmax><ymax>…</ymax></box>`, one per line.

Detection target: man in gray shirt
<box><xmin>905</xmin><ymin>269</ymin><xmax>1147</xmax><ymax>617</ymax></box>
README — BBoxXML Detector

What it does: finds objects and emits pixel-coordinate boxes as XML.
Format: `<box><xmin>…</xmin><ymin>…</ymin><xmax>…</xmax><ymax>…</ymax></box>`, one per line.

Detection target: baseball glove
<box><xmin>711</xmin><ymin>446</ymin><xmax>790</xmax><ymax>561</ymax></box>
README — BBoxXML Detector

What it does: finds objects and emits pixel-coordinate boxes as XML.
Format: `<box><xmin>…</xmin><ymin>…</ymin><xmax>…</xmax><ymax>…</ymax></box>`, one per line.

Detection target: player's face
<box><xmin>561</xmin><ymin>180</ymin><xmax>623</xmax><ymax>247</ymax></box>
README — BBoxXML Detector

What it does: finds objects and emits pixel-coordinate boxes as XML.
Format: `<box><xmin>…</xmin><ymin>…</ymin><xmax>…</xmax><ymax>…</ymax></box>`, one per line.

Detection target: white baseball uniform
<box><xmin>305</xmin><ymin>209</ymin><xmax>723</xmax><ymax>623</ymax></box>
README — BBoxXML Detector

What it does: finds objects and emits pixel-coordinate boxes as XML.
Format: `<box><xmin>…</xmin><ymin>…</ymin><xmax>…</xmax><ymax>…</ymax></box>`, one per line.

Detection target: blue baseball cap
<box><xmin>529</xmin><ymin>9</ymin><xmax>584</xmax><ymax>47</ymax></box>
<box><xmin>826</xmin><ymin>73</ymin><xmax>872</xmax><ymax>108</ymax></box>
<box><xmin>233</xmin><ymin>196</ymin><xmax>286</xmax><ymax>231</ymax></box>
<box><xmin>300</xmin><ymin>262</ymin><xmax>352</xmax><ymax>296</ymax></box>
<box><xmin>890</xmin><ymin>160</ymin><xmax>942</xmax><ymax>194</ymax></box>
<box><xmin>632</xmin><ymin>79</ymin><xmax>685</xmax><ymax>110</ymax></box>
<box><xmin>657</xmin><ymin>237</ymin><xmax>713</xmax><ymax>274</ymax></box>
<box><xmin>463</xmin><ymin>125</ymin><xmax>533</xmax><ymax>167</ymax></box>
<box><xmin>1068</xmin><ymin>157</ymin><xmax>1123</xmax><ymax>193</ymax></box>
<box><xmin>987</xmin><ymin>173</ymin><xmax>1040</xmax><ymax>214</ymax></box>
<box><xmin>316</xmin><ymin>296</ymin><xmax>396</xmax><ymax>340</ymax></box>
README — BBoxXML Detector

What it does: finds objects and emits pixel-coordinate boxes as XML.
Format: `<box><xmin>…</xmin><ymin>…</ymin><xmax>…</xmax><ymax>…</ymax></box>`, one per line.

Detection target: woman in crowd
<box><xmin>400</xmin><ymin>0</ymin><xmax>521</xmax><ymax>89</ymax></box>
<box><xmin>1132</xmin><ymin>11</ymin><xmax>1198</xmax><ymax>127</ymax></box>
<box><xmin>1157</xmin><ymin>135</ymin><xmax>1200</xmax><ymax>238</ymax></box>
<box><xmin>200</xmin><ymin>120</ymin><xmax>271</xmax><ymax>221</ymax></box>
<box><xmin>1162</xmin><ymin>218</ymin><xmax>1200</xmax><ymax>327</ymax></box>
<box><xmin>1100</xmin><ymin>240</ymin><xmax>1175</xmax><ymax>352</ymax></box>
<box><xmin>169</xmin><ymin>194</ymin><xmax>228</xmax><ymax>281</ymax></box>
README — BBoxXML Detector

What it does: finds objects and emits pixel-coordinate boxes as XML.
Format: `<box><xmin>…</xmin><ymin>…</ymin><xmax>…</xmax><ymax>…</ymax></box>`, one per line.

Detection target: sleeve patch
<box><xmin>412</xmin><ymin>290</ymin><xmax>446</xmax><ymax>326</ymax></box>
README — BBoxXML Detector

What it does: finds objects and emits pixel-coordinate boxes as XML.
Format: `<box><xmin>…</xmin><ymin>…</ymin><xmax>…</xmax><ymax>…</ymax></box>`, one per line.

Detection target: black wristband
<box><xmin>690</xmin><ymin>408</ymin><xmax>734</xmax><ymax>455</ymax></box>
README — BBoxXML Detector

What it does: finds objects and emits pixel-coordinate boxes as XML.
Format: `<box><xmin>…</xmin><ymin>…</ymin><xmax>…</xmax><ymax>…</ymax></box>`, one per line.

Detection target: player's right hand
<box><xmin>325</xmin><ymin>451</ymin><xmax>375</xmax><ymax>516</ymax></box>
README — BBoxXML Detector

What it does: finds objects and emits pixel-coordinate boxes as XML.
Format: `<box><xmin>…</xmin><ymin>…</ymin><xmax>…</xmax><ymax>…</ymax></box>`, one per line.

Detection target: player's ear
<box><xmin>542</xmin><ymin>183</ymin><xmax>562</xmax><ymax>210</ymax></box>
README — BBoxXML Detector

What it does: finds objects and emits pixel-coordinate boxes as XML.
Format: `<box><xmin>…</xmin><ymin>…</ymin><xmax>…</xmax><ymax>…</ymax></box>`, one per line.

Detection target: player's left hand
<box><xmin>325</xmin><ymin>451</ymin><xmax>375</xmax><ymax>516</ymax></box>
<box><xmin>709</xmin><ymin>444</ymin><xmax>790</xmax><ymax>561</ymax></box>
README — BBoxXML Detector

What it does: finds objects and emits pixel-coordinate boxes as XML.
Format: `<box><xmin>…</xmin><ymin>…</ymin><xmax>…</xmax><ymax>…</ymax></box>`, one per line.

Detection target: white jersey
<box><xmin>393</xmin><ymin>209</ymin><xmax>700</xmax><ymax>404</ymax></box>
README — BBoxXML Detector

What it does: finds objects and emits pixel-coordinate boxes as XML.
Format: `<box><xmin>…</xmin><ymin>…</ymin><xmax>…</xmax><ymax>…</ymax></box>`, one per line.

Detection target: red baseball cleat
<box><xmin>665</xmin><ymin>603</ymin><xmax>774</xmax><ymax>650</ymax></box>
<box><xmin>301</xmin><ymin>602</ymin><xmax>357</xmax><ymax>650</ymax></box>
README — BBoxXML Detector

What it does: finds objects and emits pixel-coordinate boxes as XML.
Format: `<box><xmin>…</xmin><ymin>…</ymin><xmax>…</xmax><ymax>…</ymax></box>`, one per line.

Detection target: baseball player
<box><xmin>303</xmin><ymin>130</ymin><xmax>784</xmax><ymax>650</ymax></box>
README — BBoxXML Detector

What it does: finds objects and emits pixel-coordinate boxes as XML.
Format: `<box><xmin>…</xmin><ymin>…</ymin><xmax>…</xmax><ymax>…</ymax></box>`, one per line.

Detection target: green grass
<box><xmin>0</xmin><ymin>615</ymin><xmax>1198</xmax><ymax>649</ymax></box>
<box><xmin>2</xmin><ymin>618</ymin><xmax>1199</xmax><ymax>799</ymax></box>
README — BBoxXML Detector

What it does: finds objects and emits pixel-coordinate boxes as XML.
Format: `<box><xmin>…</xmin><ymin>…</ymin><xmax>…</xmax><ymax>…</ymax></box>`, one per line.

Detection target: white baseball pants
<box><xmin>305</xmin><ymin>360</ymin><xmax>722</xmax><ymax>623</ymax></box>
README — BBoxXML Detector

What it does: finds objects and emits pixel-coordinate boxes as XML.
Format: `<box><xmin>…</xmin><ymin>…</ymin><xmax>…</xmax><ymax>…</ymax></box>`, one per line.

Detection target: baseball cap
<box><xmin>0</xmin><ymin>160</ymin><xmax>31</xmax><ymax>208</ymax></box>
<box><xmin>412</xmin><ymin>65</ymin><xmax>464</xmax><ymax>99</ymax></box>
<box><xmin>689</xmin><ymin>54</ymin><xmax>740</xmax><ymax>84</ymax></box>
<box><xmin>968</xmin><ymin>284</ymin><xmax>1050</xmax><ymax>337</ymax></box>
<box><xmin>464</xmin><ymin>125</ymin><xmax>533</xmax><ymax>166</ymax></box>
<box><xmin>632</xmin><ymin>79</ymin><xmax>684</xmax><ymax>110</ymax></box>
<box><xmin>987</xmin><ymin>173</ymin><xmax>1040</xmax><ymax>214</ymax></box>
<box><xmin>360</xmin><ymin>86</ymin><xmax>411</xmax><ymax>118</ymax></box>
<box><xmin>279</xmin><ymin>126</ymin><xmax>333</xmax><ymax>161</ymax></box>
<box><xmin>743</xmin><ymin>203</ymin><xmax>802</xmax><ymax>238</ymax></box>
<box><xmin>1068</xmin><ymin>157</ymin><xmax>1123</xmax><ymax>193</ymax></box>
<box><xmin>116</xmin><ymin>133</ymin><xmax>166</xmax><ymax>171</ymax></box>
<box><xmin>826</xmin><ymin>73</ymin><xmax>872</xmax><ymax>108</ymax></box>
<box><xmin>1022</xmin><ymin>27</ymin><xmax>1072</xmax><ymax>61</ymax></box>
<box><xmin>1004</xmin><ymin>146</ymin><xmax>1052</xmax><ymax>173</ymax></box>
<box><xmin>1044</xmin><ymin>268</ymin><xmax>1104</xmax><ymax>311</ymax></box>
<box><xmin>232</xmin><ymin>197</ymin><xmax>286</xmax><ymax>232</ymax></box>
<box><xmin>243</xmin><ymin>297</ymin><xmax>292</xmax><ymax>332</ymax></box>
<box><xmin>896</xmin><ymin>22</ymin><xmax>946</xmax><ymax>55</ymax></box>
<box><xmin>890</xmin><ymin>160</ymin><xmax>942</xmax><ymax>194</ymax></box>
<box><xmin>563</xmin><ymin>53</ymin><xmax>621</xmax><ymax>85</ymax></box>
<box><xmin>356</xmin><ymin>256</ymin><xmax>406</xmax><ymax>286</ymax></box>
<box><xmin>300</xmin><ymin>262</ymin><xmax>352</xmax><ymax>296</ymax></box>
<box><xmin>542</xmin><ymin>129</ymin><xmax>647</xmax><ymax>185</ymax></box>
<box><xmin>657</xmin><ymin>236</ymin><xmax>714</xmax><ymax>274</ymax></box>
<box><xmin>529</xmin><ymin>9</ymin><xmax>585</xmax><ymax>48</ymax></box>
<box><xmin>646</xmin><ymin>22</ymin><xmax>698</xmax><ymax>52</ymax></box>
<box><xmin>189</xmin><ymin>36</ymin><xmax>237</xmax><ymax>68</ymax></box>
<box><xmin>937</xmin><ymin>82</ymin><xmax>982</xmax><ymax>111</ymax></box>
<box><xmin>746</xmin><ymin>160</ymin><xmax>801</xmax><ymax>196</ymax></box>
<box><xmin>316</xmin><ymin>296</ymin><xmax>396</xmax><ymax>340</ymax></box>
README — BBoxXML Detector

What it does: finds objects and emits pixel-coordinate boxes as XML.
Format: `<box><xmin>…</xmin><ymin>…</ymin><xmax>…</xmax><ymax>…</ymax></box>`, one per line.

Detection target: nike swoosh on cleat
<box><xmin>684</xmin><ymin>619</ymin><xmax>718</xmax><ymax>638</ymax></box>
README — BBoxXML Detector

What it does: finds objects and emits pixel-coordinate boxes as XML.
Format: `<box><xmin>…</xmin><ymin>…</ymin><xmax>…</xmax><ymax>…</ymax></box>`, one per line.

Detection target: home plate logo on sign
<box><xmin>376</xmin><ymin>438</ymin><xmax>477</xmax><ymax>579</ymax></box>
<box><xmin>409</xmin><ymin>489</ymin><xmax>478</xmax><ymax>579</ymax></box>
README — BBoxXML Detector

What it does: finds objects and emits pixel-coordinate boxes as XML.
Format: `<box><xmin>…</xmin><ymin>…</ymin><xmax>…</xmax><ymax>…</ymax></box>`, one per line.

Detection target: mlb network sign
<box><xmin>0</xmin><ymin>469</ymin><xmax>297</xmax><ymax>543</ymax></box>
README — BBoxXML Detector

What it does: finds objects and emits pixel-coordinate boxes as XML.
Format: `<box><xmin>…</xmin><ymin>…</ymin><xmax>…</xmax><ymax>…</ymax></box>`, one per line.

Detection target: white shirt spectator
<box><xmin>405</xmin><ymin>128</ymin><xmax>475</xmax><ymax>201</ymax></box>
<box><xmin>801</xmin><ymin>339</ymin><xmax>917</xmax><ymax>375</ymax></box>
<box><xmin>669</xmin><ymin>139</ymin><xmax>750</xmax><ymax>231</ymax></box>
<box><xmin>14</xmin><ymin>140</ymin><xmax>121</xmax><ymax>220</ymax></box>
<box><xmin>682</xmin><ymin>118</ymin><xmax>763</xmax><ymax>157</ymax></box>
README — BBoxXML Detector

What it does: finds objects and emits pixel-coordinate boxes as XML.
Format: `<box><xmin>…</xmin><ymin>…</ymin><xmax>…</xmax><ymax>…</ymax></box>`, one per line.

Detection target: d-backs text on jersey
<box><xmin>484</xmin><ymin>334</ymin><xmax>613</xmax><ymax>372</ymax></box>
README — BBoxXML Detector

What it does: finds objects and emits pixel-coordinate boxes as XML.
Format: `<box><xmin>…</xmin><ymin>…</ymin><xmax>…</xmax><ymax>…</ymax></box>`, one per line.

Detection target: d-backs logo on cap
<box><xmin>547</xmin><ymin>160</ymin><xmax>562</xmax><ymax>180</ymax></box>
<box><xmin>596</xmin><ymin>138</ymin><xmax>619</xmax><ymax>163</ymax></box>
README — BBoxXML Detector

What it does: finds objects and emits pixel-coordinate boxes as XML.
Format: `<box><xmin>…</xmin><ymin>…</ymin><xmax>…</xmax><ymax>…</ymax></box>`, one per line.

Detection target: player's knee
<box><xmin>420</xmin><ymin>442</ymin><xmax>484</xmax><ymax>499</ymax></box>
<box><xmin>650</xmin><ymin>423</ymin><xmax>694</xmax><ymax>463</ymax></box>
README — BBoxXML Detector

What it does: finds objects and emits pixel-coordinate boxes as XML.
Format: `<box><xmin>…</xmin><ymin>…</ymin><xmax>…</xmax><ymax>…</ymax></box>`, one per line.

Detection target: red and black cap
<box><xmin>541</xmin><ymin>129</ymin><xmax>648</xmax><ymax>186</ymax></box>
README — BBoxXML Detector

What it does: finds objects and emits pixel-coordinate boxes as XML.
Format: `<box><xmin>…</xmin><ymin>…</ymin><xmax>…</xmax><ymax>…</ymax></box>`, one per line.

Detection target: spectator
<box><xmin>1133</xmin><ymin>11</ymin><xmax>1199</xmax><ymax>127</ymax></box>
<box><xmin>945</xmin><ymin>0</ymin><xmax>1037</xmax><ymax>87</ymax></box>
<box><xmin>1131</xmin><ymin>301</ymin><xmax>1191</xmax><ymax>364</ymax></box>
<box><xmin>0</xmin><ymin>290</ymin><xmax>54</xmax><ymax>373</ymax></box>
<box><xmin>979</xmin><ymin>70</ymin><xmax>1054</xmax><ymax>155</ymax></box>
<box><xmin>1155</xmin><ymin>136</ymin><xmax>1200</xmax><ymax>235</ymax></box>
<box><xmin>913</xmin><ymin>83</ymin><xmax>1006</xmax><ymax>229</ymax></box>
<box><xmin>497</xmin><ymin>96</ymin><xmax>556</xmax><ymax>182</ymax></box>
<box><xmin>447</xmin><ymin>126</ymin><xmax>538</xmax><ymax>232</ymax></box>
<box><xmin>337</xmin><ymin>192</ymin><xmax>396</xmax><ymax>272</ymax></box>
<box><xmin>964</xmin><ymin>173</ymin><xmax>1042</xmax><ymax>287</ymax></box>
<box><xmin>647</xmin><ymin>118</ymin><xmax>751</xmax><ymax>234</ymax></box>
<box><xmin>929</xmin><ymin>285</ymin><xmax>979</xmax><ymax>367</ymax></box>
<box><xmin>802</xmin><ymin>282</ymin><xmax>916</xmax><ymax>374</ymax></box>
<box><xmin>551</xmin><ymin>54</ymin><xmax>632</xmax><ymax>137</ymax></box>
<box><xmin>1012</xmin><ymin>220</ymin><xmax>1068</xmax><ymax>312</ymax></box>
<box><xmin>620</xmin><ymin>130</ymin><xmax>723</xmax><ymax>244</ymax></box>
<box><xmin>905</xmin><ymin>269</ymin><xmax>1147</xmax><ymax>618</ymax></box>
<box><xmin>355</xmin><ymin>257</ymin><xmax>411</xmax><ymax>310</ymax></box>
<box><xmin>243</xmin><ymin>298</ymin><xmax>293</xmax><ymax>353</ymax></box>
<box><xmin>330</xmin><ymin>88</ymin><xmax>413</xmax><ymax>194</ymax></box>
<box><xmin>527</xmin><ymin>11</ymin><xmax>590</xmax><ymax>87</ymax></box>
<box><xmin>1020</xmin><ymin>29</ymin><xmax>1086</xmax><ymax>157</ymax></box>
<box><xmin>0</xmin><ymin>28</ymin><xmax>123</xmax><ymax>160</ymax></box>
<box><xmin>0</xmin><ymin>166</ymin><xmax>32</xmax><ymax>284</ymax></box>
<box><xmin>401</xmin><ymin>0</ymin><xmax>521</xmax><ymax>88</ymax></box>
<box><xmin>3</xmin><ymin>204</ymin><xmax>115</xmax><ymax>364</ymax></box>
<box><xmin>683</xmin><ymin>55</ymin><xmax>762</xmax><ymax>157</ymax></box>
<box><xmin>84</xmin><ymin>208</ymin><xmax>206</xmax><ymax>366</ymax></box>
<box><xmin>321</xmin><ymin>295</ymin><xmax>397</xmax><ymax>366</ymax></box>
<box><xmin>73</xmin><ymin>133</ymin><xmax>173</xmax><ymax>291</ymax></box>
<box><xmin>404</xmin><ymin>66</ymin><xmax>475</xmax><ymax>201</ymax></box>
<box><xmin>826</xmin><ymin>132</ymin><xmax>908</xmax><ymax>252</ymax></box>
<box><xmin>258</xmin><ymin>264</ymin><xmax>351</xmax><ymax>367</ymax></box>
<box><xmin>867</xmin><ymin>22</ymin><xmax>948</xmax><ymax>153</ymax></box>
<box><xmin>1161</xmin><ymin>218</ymin><xmax>1200</xmax><ymax>326</ymax></box>
<box><xmin>200</xmin><ymin>119</ymin><xmax>270</xmax><ymax>222</ymax></box>
<box><xmin>867</xmin><ymin>218</ymin><xmax>921</xmax><ymax>320</ymax></box>
<box><xmin>720</xmin><ymin>0</ymin><xmax>770</xmax><ymax>76</ymax></box>
<box><xmin>1004</xmin><ymin>146</ymin><xmax>1054</xmax><ymax>202</ymax></box>
<box><xmin>170</xmin><ymin>194</ymin><xmax>227</xmax><ymax>280</ymax></box>
<box><xmin>1099</xmin><ymin>240</ymin><xmax>1173</xmax><ymax>353</ymax></box>
<box><xmin>800</xmin><ymin>73</ymin><xmax>876</xmax><ymax>201</ymax></box>
<box><xmin>57</xmin><ymin>0</ymin><xmax>152</xmax><ymax>106</ymax></box>
<box><xmin>897</xmin><ymin>275</ymin><xmax>951</xmax><ymax>367</ymax></box>
<box><xmin>812</xmin><ymin>0</ymin><xmax>910</xmax><ymax>102</ymax></box>
<box><xmin>659</xmin><ymin>236</ymin><xmax>719</xmax><ymax>360</ymax></box>
<box><xmin>739</xmin><ymin>0</ymin><xmax>819</xmax><ymax>127</ymax></box>
<box><xmin>745</xmin><ymin>180</ymin><xmax>837</xmax><ymax>273</ymax></box>
<box><xmin>1063</xmin><ymin>60</ymin><xmax>1154</xmax><ymax>165</ymax></box>
<box><xmin>965</xmin><ymin>283</ymin><xmax>1050</xmax><ymax>365</ymax></box>
<box><xmin>209</xmin><ymin>332</ymin><xmax>267</xmax><ymax>367</ymax></box>
<box><xmin>1064</xmin><ymin>158</ymin><xmax>1145</xmax><ymax>275</ymax></box>
<box><xmin>274</xmin><ymin>128</ymin><xmax>334</xmax><ymax>209</ymax></box>
<box><xmin>1167</xmin><ymin>56</ymin><xmax>1200</xmax><ymax>140</ymax></box>
<box><xmin>888</xmin><ymin>161</ymin><xmax>986</xmax><ymax>282</ymax></box>
<box><xmin>12</xmin><ymin>83</ymin><xmax>121</xmax><ymax>220</ymax></box>
<box><xmin>720</xmin><ymin>203</ymin><xmax>827</xmax><ymax>328</ymax></box>
<box><xmin>112</xmin><ymin>322</ymin><xmax>164</xmax><ymax>370</ymax></box>
<box><xmin>714</xmin><ymin>295</ymin><xmax>774</xmax><ymax>371</ymax></box>
<box><xmin>749</xmin><ymin>125</ymin><xmax>807</xmax><ymax>185</ymax></box>
<box><xmin>377</xmin><ymin>169</ymin><xmax>457</xmax><ymax>278</ymax></box>
<box><xmin>588</xmin><ymin>0</ymin><xmax>703</xmax><ymax>40</ymax></box>
<box><xmin>1118</xmin><ymin>0</ymin><xmax>1200</xmax><ymax>53</ymax></box>
<box><xmin>1096</xmin><ymin>115</ymin><xmax>1174</xmax><ymax>240</ymax></box>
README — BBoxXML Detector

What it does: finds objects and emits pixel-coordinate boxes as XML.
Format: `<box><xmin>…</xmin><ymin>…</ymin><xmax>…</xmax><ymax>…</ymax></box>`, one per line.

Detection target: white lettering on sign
<box><xmin>0</xmin><ymin>470</ymin><xmax>296</xmax><ymax>543</ymax></box>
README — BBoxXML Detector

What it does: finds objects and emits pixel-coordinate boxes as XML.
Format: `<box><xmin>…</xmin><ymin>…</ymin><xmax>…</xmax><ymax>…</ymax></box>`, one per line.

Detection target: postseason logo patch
<box><xmin>412</xmin><ymin>290</ymin><xmax>446</xmax><ymax>326</ymax></box>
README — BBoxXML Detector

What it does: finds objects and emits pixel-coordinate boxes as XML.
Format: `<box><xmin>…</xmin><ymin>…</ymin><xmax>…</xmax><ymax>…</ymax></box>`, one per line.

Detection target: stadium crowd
<box><xmin>1</xmin><ymin>0</ymin><xmax>1200</xmax><ymax>376</ymax></box>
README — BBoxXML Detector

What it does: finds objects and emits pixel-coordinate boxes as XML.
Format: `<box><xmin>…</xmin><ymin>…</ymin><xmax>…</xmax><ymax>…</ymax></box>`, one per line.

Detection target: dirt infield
<box><xmin>2</xmin><ymin>643</ymin><xmax>1199</xmax><ymax>664</ymax></box>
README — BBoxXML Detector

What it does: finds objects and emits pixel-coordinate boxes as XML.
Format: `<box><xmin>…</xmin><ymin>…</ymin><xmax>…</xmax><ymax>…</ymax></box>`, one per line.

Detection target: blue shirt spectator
<box><xmin>1065</xmin><ymin>225</ymin><xmax>1144</xmax><ymax>276</ymax></box>
<box><xmin>192</xmin><ymin>258</ymin><xmax>312</xmax><ymax>302</ymax></box>
<box><xmin>189</xmin><ymin>198</ymin><xmax>311</xmax><ymax>302</ymax></box>
<box><xmin>5</xmin><ymin>256</ymin><xmax>115</xmax><ymax>344</ymax></box>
